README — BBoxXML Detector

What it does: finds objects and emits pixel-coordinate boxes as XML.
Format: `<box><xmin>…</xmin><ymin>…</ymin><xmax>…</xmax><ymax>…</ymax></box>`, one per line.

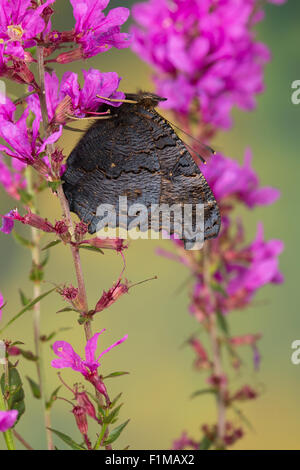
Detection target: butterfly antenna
<box><xmin>165</xmin><ymin>117</ymin><xmax>216</xmax><ymax>155</ymax></box>
<box><xmin>96</xmin><ymin>95</ymin><xmax>138</xmax><ymax>104</ymax></box>
<box><xmin>182</xmin><ymin>139</ymin><xmax>207</xmax><ymax>164</ymax></box>
<box><xmin>66</xmin><ymin>113</ymin><xmax>113</xmax><ymax>121</ymax></box>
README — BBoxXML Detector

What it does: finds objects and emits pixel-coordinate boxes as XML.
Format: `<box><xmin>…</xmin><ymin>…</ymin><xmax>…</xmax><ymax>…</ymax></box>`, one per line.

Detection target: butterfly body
<box><xmin>63</xmin><ymin>92</ymin><xmax>221</xmax><ymax>244</ymax></box>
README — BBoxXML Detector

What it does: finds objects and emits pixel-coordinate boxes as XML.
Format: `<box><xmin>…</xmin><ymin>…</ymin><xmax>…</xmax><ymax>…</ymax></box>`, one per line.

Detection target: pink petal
<box><xmin>97</xmin><ymin>334</ymin><xmax>128</xmax><ymax>361</ymax></box>
<box><xmin>85</xmin><ymin>329</ymin><xmax>106</xmax><ymax>364</ymax></box>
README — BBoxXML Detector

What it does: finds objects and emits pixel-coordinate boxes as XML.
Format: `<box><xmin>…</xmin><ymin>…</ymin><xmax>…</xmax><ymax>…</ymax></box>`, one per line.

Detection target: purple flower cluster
<box><xmin>131</xmin><ymin>0</ymin><xmax>284</xmax><ymax>129</ymax></box>
<box><xmin>69</xmin><ymin>0</ymin><xmax>131</xmax><ymax>59</ymax></box>
<box><xmin>0</xmin><ymin>0</ymin><xmax>55</xmax><ymax>61</ymax></box>
<box><xmin>0</xmin><ymin>67</ymin><xmax>124</xmax><ymax>187</ymax></box>
<box><xmin>201</xmin><ymin>149</ymin><xmax>280</xmax><ymax>208</ymax></box>
<box><xmin>0</xmin><ymin>0</ymin><xmax>130</xmax><ymax>65</ymax></box>
<box><xmin>27</xmin><ymin>68</ymin><xmax>125</xmax><ymax>124</ymax></box>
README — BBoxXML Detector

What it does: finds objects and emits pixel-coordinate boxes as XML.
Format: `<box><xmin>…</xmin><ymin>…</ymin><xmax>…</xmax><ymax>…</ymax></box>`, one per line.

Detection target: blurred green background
<box><xmin>0</xmin><ymin>0</ymin><xmax>299</xmax><ymax>450</ymax></box>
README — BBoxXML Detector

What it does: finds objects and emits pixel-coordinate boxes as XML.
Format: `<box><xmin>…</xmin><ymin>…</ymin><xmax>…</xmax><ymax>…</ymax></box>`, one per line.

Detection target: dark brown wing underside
<box><xmin>63</xmin><ymin>102</ymin><xmax>221</xmax><ymax>244</ymax></box>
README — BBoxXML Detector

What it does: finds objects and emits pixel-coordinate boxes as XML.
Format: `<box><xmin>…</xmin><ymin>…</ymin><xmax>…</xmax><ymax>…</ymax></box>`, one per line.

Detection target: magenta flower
<box><xmin>0</xmin><ymin>101</ymin><xmax>61</xmax><ymax>166</ymax></box>
<box><xmin>201</xmin><ymin>149</ymin><xmax>280</xmax><ymax>208</ymax></box>
<box><xmin>227</xmin><ymin>223</ymin><xmax>284</xmax><ymax>298</ymax></box>
<box><xmin>27</xmin><ymin>68</ymin><xmax>125</xmax><ymax>124</ymax></box>
<box><xmin>70</xmin><ymin>0</ymin><xmax>131</xmax><ymax>58</ymax></box>
<box><xmin>0</xmin><ymin>209</ymin><xmax>72</xmax><ymax>237</ymax></box>
<box><xmin>173</xmin><ymin>431</ymin><xmax>198</xmax><ymax>450</ymax></box>
<box><xmin>0</xmin><ymin>155</ymin><xmax>26</xmax><ymax>199</ymax></box>
<box><xmin>59</xmin><ymin>68</ymin><xmax>125</xmax><ymax>115</ymax></box>
<box><xmin>0</xmin><ymin>410</ymin><xmax>18</xmax><ymax>432</ymax></box>
<box><xmin>52</xmin><ymin>329</ymin><xmax>127</xmax><ymax>374</ymax></box>
<box><xmin>52</xmin><ymin>330</ymin><xmax>127</xmax><ymax>402</ymax></box>
<box><xmin>0</xmin><ymin>0</ymin><xmax>55</xmax><ymax>60</ymax></box>
<box><xmin>0</xmin><ymin>209</ymin><xmax>17</xmax><ymax>234</ymax></box>
<box><xmin>131</xmin><ymin>0</ymin><xmax>283</xmax><ymax>129</ymax></box>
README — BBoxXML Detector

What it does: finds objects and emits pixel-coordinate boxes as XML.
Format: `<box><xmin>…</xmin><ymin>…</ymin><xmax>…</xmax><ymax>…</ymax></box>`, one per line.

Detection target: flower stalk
<box><xmin>25</xmin><ymin>165</ymin><xmax>53</xmax><ymax>450</ymax></box>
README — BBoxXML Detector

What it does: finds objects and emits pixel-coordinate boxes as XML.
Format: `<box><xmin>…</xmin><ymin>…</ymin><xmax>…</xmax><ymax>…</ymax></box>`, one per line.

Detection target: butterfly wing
<box><xmin>63</xmin><ymin>102</ymin><xmax>220</xmax><ymax>242</ymax></box>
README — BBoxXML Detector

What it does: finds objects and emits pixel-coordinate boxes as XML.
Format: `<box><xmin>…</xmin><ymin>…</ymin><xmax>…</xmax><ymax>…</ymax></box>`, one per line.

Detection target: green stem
<box><xmin>203</xmin><ymin>243</ymin><xmax>226</xmax><ymax>444</ymax></box>
<box><xmin>94</xmin><ymin>421</ymin><xmax>108</xmax><ymax>450</ymax></box>
<box><xmin>25</xmin><ymin>166</ymin><xmax>54</xmax><ymax>450</ymax></box>
<box><xmin>0</xmin><ymin>382</ymin><xmax>15</xmax><ymax>450</ymax></box>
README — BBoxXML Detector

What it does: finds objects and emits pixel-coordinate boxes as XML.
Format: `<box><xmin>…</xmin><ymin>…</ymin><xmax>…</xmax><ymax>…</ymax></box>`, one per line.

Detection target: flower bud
<box><xmin>56</xmin><ymin>48</ymin><xmax>83</xmax><ymax>64</ymax></box>
<box><xmin>76</xmin><ymin>392</ymin><xmax>97</xmax><ymax>420</ymax></box>
<box><xmin>72</xmin><ymin>406</ymin><xmax>88</xmax><ymax>435</ymax></box>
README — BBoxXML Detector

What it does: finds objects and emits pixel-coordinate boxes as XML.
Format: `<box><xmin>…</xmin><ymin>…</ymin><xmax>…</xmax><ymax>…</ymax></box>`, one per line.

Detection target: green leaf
<box><xmin>1</xmin><ymin>366</ymin><xmax>25</xmax><ymax>425</ymax></box>
<box><xmin>56</xmin><ymin>307</ymin><xmax>78</xmax><ymax>314</ymax></box>
<box><xmin>199</xmin><ymin>435</ymin><xmax>212</xmax><ymax>450</ymax></box>
<box><xmin>231</xmin><ymin>405</ymin><xmax>254</xmax><ymax>431</ymax></box>
<box><xmin>19</xmin><ymin>349</ymin><xmax>38</xmax><ymax>361</ymax></box>
<box><xmin>103</xmin><ymin>419</ymin><xmax>130</xmax><ymax>445</ymax></box>
<box><xmin>104</xmin><ymin>404</ymin><xmax>123</xmax><ymax>424</ymax></box>
<box><xmin>48</xmin><ymin>428</ymin><xmax>86</xmax><ymax>450</ymax></box>
<box><xmin>26</xmin><ymin>377</ymin><xmax>41</xmax><ymax>399</ymax></box>
<box><xmin>19</xmin><ymin>289</ymin><xmax>32</xmax><ymax>308</ymax></box>
<box><xmin>40</xmin><ymin>327</ymin><xmax>72</xmax><ymax>342</ymax></box>
<box><xmin>12</xmin><ymin>231</ymin><xmax>34</xmax><ymax>249</ymax></box>
<box><xmin>42</xmin><ymin>239</ymin><xmax>61</xmax><ymax>251</ymax></box>
<box><xmin>103</xmin><ymin>371</ymin><xmax>129</xmax><ymax>379</ymax></box>
<box><xmin>46</xmin><ymin>386</ymin><xmax>61</xmax><ymax>410</ymax></box>
<box><xmin>78</xmin><ymin>245</ymin><xmax>104</xmax><ymax>255</ymax></box>
<box><xmin>190</xmin><ymin>388</ymin><xmax>217</xmax><ymax>399</ymax></box>
<box><xmin>41</xmin><ymin>250</ymin><xmax>50</xmax><ymax>268</ymax></box>
<box><xmin>0</xmin><ymin>287</ymin><xmax>56</xmax><ymax>333</ymax></box>
<box><xmin>216</xmin><ymin>311</ymin><xmax>230</xmax><ymax>336</ymax></box>
<box><xmin>110</xmin><ymin>393</ymin><xmax>122</xmax><ymax>409</ymax></box>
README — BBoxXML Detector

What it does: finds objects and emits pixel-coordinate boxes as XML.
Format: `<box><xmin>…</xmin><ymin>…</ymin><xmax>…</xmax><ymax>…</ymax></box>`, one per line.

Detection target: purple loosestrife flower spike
<box><xmin>201</xmin><ymin>149</ymin><xmax>280</xmax><ymax>207</ymax></box>
<box><xmin>131</xmin><ymin>0</ymin><xmax>285</xmax><ymax>129</ymax></box>
<box><xmin>0</xmin><ymin>410</ymin><xmax>18</xmax><ymax>432</ymax></box>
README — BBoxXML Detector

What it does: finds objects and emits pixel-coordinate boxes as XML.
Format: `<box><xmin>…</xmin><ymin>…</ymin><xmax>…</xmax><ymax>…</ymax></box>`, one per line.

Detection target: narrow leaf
<box><xmin>19</xmin><ymin>289</ymin><xmax>31</xmax><ymax>308</ymax></box>
<box><xmin>216</xmin><ymin>311</ymin><xmax>230</xmax><ymax>336</ymax></box>
<box><xmin>103</xmin><ymin>371</ymin><xmax>129</xmax><ymax>379</ymax></box>
<box><xmin>199</xmin><ymin>435</ymin><xmax>212</xmax><ymax>450</ymax></box>
<box><xmin>48</xmin><ymin>428</ymin><xmax>86</xmax><ymax>450</ymax></box>
<box><xmin>56</xmin><ymin>307</ymin><xmax>78</xmax><ymax>314</ymax></box>
<box><xmin>110</xmin><ymin>393</ymin><xmax>122</xmax><ymax>409</ymax></box>
<box><xmin>13</xmin><ymin>231</ymin><xmax>34</xmax><ymax>249</ymax></box>
<box><xmin>41</xmin><ymin>250</ymin><xmax>50</xmax><ymax>268</ymax></box>
<box><xmin>79</xmin><ymin>245</ymin><xmax>104</xmax><ymax>255</ymax></box>
<box><xmin>46</xmin><ymin>386</ymin><xmax>61</xmax><ymax>410</ymax></box>
<box><xmin>190</xmin><ymin>388</ymin><xmax>217</xmax><ymax>399</ymax></box>
<box><xmin>0</xmin><ymin>288</ymin><xmax>56</xmax><ymax>333</ymax></box>
<box><xmin>103</xmin><ymin>419</ymin><xmax>130</xmax><ymax>445</ymax></box>
<box><xmin>26</xmin><ymin>376</ymin><xmax>41</xmax><ymax>399</ymax></box>
<box><xmin>42</xmin><ymin>240</ymin><xmax>61</xmax><ymax>251</ymax></box>
<box><xmin>104</xmin><ymin>404</ymin><xmax>123</xmax><ymax>424</ymax></box>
